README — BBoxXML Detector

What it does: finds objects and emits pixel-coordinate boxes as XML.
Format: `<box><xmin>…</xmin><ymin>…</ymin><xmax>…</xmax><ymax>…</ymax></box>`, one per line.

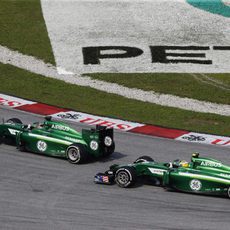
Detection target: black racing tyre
<box><xmin>6</xmin><ymin>118</ymin><xmax>22</xmax><ymax>124</ymax></box>
<box><xmin>228</xmin><ymin>187</ymin><xmax>230</xmax><ymax>198</ymax></box>
<box><xmin>18</xmin><ymin>141</ymin><xmax>26</xmax><ymax>152</ymax></box>
<box><xmin>115</xmin><ymin>166</ymin><xmax>137</xmax><ymax>188</ymax></box>
<box><xmin>66</xmin><ymin>144</ymin><xmax>88</xmax><ymax>164</ymax></box>
<box><xmin>133</xmin><ymin>155</ymin><xmax>154</xmax><ymax>163</ymax></box>
<box><xmin>104</xmin><ymin>142</ymin><xmax>115</xmax><ymax>157</ymax></box>
<box><xmin>1</xmin><ymin>130</ymin><xmax>15</xmax><ymax>145</ymax></box>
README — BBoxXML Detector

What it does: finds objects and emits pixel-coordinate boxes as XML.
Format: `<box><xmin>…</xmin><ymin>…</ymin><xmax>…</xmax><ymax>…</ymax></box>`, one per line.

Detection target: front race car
<box><xmin>94</xmin><ymin>154</ymin><xmax>230</xmax><ymax>198</ymax></box>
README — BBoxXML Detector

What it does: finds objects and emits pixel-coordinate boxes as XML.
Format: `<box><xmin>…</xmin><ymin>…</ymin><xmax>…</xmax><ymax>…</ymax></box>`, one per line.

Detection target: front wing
<box><xmin>94</xmin><ymin>172</ymin><xmax>115</xmax><ymax>185</ymax></box>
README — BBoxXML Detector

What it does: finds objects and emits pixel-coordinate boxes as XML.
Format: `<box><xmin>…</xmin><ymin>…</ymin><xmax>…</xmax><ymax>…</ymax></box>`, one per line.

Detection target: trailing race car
<box><xmin>0</xmin><ymin>117</ymin><xmax>115</xmax><ymax>163</ymax></box>
<box><xmin>94</xmin><ymin>153</ymin><xmax>230</xmax><ymax>198</ymax></box>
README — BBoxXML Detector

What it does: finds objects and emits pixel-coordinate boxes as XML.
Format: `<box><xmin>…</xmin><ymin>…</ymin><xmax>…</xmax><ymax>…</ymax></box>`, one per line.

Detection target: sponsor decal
<box><xmin>64</xmin><ymin>136</ymin><xmax>82</xmax><ymax>143</ymax></box>
<box><xmin>57</xmin><ymin>113</ymin><xmax>81</xmax><ymax>120</ymax></box>
<box><xmin>220</xmin><ymin>173</ymin><xmax>230</xmax><ymax>178</ymax></box>
<box><xmin>90</xmin><ymin>135</ymin><xmax>99</xmax><ymax>140</ymax></box>
<box><xmin>101</xmin><ymin>176</ymin><xmax>109</xmax><ymax>183</ymax></box>
<box><xmin>148</xmin><ymin>168</ymin><xmax>166</xmax><ymax>175</ymax></box>
<box><xmin>190</xmin><ymin>179</ymin><xmax>202</xmax><ymax>191</ymax></box>
<box><xmin>0</xmin><ymin>94</ymin><xmax>35</xmax><ymax>108</ymax></box>
<box><xmin>83</xmin><ymin>46</ymin><xmax>227</xmax><ymax>65</ymax></box>
<box><xmin>37</xmin><ymin>140</ymin><xmax>47</xmax><ymax>152</ymax></box>
<box><xmin>8</xmin><ymin>128</ymin><xmax>20</xmax><ymax>136</ymax></box>
<box><xmin>52</xmin><ymin>111</ymin><xmax>144</xmax><ymax>131</ymax></box>
<box><xmin>177</xmin><ymin>132</ymin><xmax>230</xmax><ymax>146</ymax></box>
<box><xmin>95</xmin><ymin>175</ymin><xmax>109</xmax><ymax>183</ymax></box>
<box><xmin>200</xmin><ymin>161</ymin><xmax>222</xmax><ymax>167</ymax></box>
<box><xmin>104</xmin><ymin>136</ymin><xmax>113</xmax><ymax>147</ymax></box>
<box><xmin>82</xmin><ymin>46</ymin><xmax>230</xmax><ymax>72</ymax></box>
<box><xmin>51</xmin><ymin>124</ymin><xmax>70</xmax><ymax>131</ymax></box>
<box><xmin>90</xmin><ymin>140</ymin><xmax>99</xmax><ymax>151</ymax></box>
<box><xmin>182</xmin><ymin>135</ymin><xmax>206</xmax><ymax>142</ymax></box>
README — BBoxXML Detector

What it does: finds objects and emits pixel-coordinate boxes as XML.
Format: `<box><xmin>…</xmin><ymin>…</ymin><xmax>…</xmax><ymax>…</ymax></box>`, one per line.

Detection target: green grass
<box><xmin>86</xmin><ymin>73</ymin><xmax>230</xmax><ymax>105</ymax></box>
<box><xmin>0</xmin><ymin>63</ymin><xmax>230</xmax><ymax>136</ymax></box>
<box><xmin>0</xmin><ymin>0</ymin><xmax>55</xmax><ymax>64</ymax></box>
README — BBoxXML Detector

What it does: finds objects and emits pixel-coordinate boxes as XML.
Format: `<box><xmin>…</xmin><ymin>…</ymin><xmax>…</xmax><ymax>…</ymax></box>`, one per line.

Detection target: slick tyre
<box><xmin>134</xmin><ymin>155</ymin><xmax>154</xmax><ymax>163</ymax></box>
<box><xmin>18</xmin><ymin>141</ymin><xmax>26</xmax><ymax>152</ymax></box>
<box><xmin>115</xmin><ymin>166</ymin><xmax>137</xmax><ymax>188</ymax></box>
<box><xmin>228</xmin><ymin>187</ymin><xmax>230</xmax><ymax>198</ymax></box>
<box><xmin>6</xmin><ymin>118</ymin><xmax>23</xmax><ymax>124</ymax></box>
<box><xmin>104</xmin><ymin>142</ymin><xmax>115</xmax><ymax>157</ymax></box>
<box><xmin>66</xmin><ymin>144</ymin><xmax>88</xmax><ymax>164</ymax></box>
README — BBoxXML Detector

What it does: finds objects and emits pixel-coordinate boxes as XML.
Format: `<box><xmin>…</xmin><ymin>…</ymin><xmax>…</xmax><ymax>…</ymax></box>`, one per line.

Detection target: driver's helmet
<box><xmin>179</xmin><ymin>160</ymin><xmax>189</xmax><ymax>168</ymax></box>
<box><xmin>192</xmin><ymin>152</ymin><xmax>199</xmax><ymax>158</ymax></box>
<box><xmin>33</xmin><ymin>122</ymin><xmax>43</xmax><ymax>129</ymax></box>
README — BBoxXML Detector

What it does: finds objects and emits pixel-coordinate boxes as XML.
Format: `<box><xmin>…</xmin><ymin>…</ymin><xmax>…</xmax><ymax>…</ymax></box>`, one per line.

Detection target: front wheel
<box><xmin>115</xmin><ymin>166</ymin><xmax>137</xmax><ymax>188</ymax></box>
<box><xmin>66</xmin><ymin>144</ymin><xmax>88</xmax><ymax>164</ymax></box>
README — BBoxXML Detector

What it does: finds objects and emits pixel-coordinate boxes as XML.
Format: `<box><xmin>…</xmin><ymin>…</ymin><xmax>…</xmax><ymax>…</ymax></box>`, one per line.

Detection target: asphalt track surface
<box><xmin>0</xmin><ymin>107</ymin><xmax>229</xmax><ymax>230</ymax></box>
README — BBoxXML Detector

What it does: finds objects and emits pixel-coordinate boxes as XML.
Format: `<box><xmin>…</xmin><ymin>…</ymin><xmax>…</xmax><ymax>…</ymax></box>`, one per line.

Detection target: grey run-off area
<box><xmin>0</xmin><ymin>107</ymin><xmax>230</xmax><ymax>230</ymax></box>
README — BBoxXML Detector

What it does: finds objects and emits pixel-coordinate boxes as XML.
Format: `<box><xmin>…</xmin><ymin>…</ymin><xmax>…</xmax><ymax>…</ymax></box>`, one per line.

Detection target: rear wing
<box><xmin>82</xmin><ymin>125</ymin><xmax>114</xmax><ymax>156</ymax></box>
<box><xmin>82</xmin><ymin>125</ymin><xmax>114</xmax><ymax>143</ymax></box>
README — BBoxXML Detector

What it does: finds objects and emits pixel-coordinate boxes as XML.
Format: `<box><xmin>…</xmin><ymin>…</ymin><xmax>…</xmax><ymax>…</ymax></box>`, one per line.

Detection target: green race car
<box><xmin>94</xmin><ymin>153</ymin><xmax>230</xmax><ymax>198</ymax></box>
<box><xmin>0</xmin><ymin>117</ymin><xmax>115</xmax><ymax>163</ymax></box>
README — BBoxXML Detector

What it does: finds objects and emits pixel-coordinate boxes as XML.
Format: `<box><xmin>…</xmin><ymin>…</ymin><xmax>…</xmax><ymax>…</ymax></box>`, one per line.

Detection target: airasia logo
<box><xmin>178</xmin><ymin>132</ymin><xmax>230</xmax><ymax>147</ymax></box>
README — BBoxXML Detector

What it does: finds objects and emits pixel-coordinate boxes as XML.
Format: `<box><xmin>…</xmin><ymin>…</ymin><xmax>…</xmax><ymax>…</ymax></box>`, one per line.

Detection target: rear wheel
<box><xmin>66</xmin><ymin>144</ymin><xmax>88</xmax><ymax>164</ymax></box>
<box><xmin>18</xmin><ymin>141</ymin><xmax>26</xmax><ymax>152</ymax></box>
<box><xmin>134</xmin><ymin>155</ymin><xmax>154</xmax><ymax>163</ymax></box>
<box><xmin>104</xmin><ymin>142</ymin><xmax>115</xmax><ymax>157</ymax></box>
<box><xmin>228</xmin><ymin>187</ymin><xmax>230</xmax><ymax>198</ymax></box>
<box><xmin>115</xmin><ymin>166</ymin><xmax>137</xmax><ymax>188</ymax></box>
<box><xmin>6</xmin><ymin>118</ymin><xmax>22</xmax><ymax>124</ymax></box>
